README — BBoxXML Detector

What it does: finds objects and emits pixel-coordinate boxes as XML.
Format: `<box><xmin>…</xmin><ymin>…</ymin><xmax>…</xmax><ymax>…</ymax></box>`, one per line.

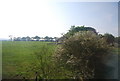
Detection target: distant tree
<box><xmin>26</xmin><ymin>36</ymin><xmax>31</xmax><ymax>41</ymax></box>
<box><xmin>34</xmin><ymin>36</ymin><xmax>40</xmax><ymax>41</ymax></box>
<box><xmin>21</xmin><ymin>37</ymin><xmax>27</xmax><ymax>41</ymax></box>
<box><xmin>103</xmin><ymin>33</ymin><xmax>115</xmax><ymax>45</ymax></box>
<box><xmin>59</xmin><ymin>25</ymin><xmax>98</xmax><ymax>42</ymax></box>
<box><xmin>13</xmin><ymin>37</ymin><xmax>21</xmax><ymax>41</ymax></box>
<box><xmin>53</xmin><ymin>37</ymin><xmax>59</xmax><ymax>42</ymax></box>
<box><xmin>9</xmin><ymin>35</ymin><xmax>13</xmax><ymax>41</ymax></box>
<box><xmin>44</xmin><ymin>36</ymin><xmax>50</xmax><ymax>41</ymax></box>
<box><xmin>49</xmin><ymin>37</ymin><xmax>54</xmax><ymax>42</ymax></box>
<box><xmin>17</xmin><ymin>37</ymin><xmax>21</xmax><ymax>41</ymax></box>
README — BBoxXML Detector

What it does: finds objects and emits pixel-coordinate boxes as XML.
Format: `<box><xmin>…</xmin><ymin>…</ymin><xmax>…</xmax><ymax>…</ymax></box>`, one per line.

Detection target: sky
<box><xmin>0</xmin><ymin>0</ymin><xmax>119</xmax><ymax>39</ymax></box>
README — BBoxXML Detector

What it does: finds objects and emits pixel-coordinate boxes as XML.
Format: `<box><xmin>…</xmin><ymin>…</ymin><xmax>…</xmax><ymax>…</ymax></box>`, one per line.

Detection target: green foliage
<box><xmin>33</xmin><ymin>36</ymin><xmax>40</xmax><ymax>41</ymax></box>
<box><xmin>64</xmin><ymin>25</ymin><xmax>97</xmax><ymax>39</ymax></box>
<box><xmin>115</xmin><ymin>36</ymin><xmax>120</xmax><ymax>47</ymax></box>
<box><xmin>33</xmin><ymin>45</ymin><xmax>72</xmax><ymax>79</ymax></box>
<box><xmin>2</xmin><ymin>41</ymin><xmax>56</xmax><ymax>79</ymax></box>
<box><xmin>55</xmin><ymin>31</ymin><xmax>111</xmax><ymax>79</ymax></box>
<box><xmin>103</xmin><ymin>33</ymin><xmax>115</xmax><ymax>45</ymax></box>
<box><xmin>2</xmin><ymin>41</ymin><xmax>74</xmax><ymax>79</ymax></box>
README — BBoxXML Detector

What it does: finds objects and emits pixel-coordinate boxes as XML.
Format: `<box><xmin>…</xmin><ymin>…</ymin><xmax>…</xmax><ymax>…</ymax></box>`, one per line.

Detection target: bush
<box><xmin>55</xmin><ymin>31</ymin><xmax>111</xmax><ymax>79</ymax></box>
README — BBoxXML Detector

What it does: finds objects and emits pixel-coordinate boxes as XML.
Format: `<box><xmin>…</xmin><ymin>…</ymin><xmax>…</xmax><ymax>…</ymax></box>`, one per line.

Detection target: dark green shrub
<box><xmin>55</xmin><ymin>31</ymin><xmax>111</xmax><ymax>79</ymax></box>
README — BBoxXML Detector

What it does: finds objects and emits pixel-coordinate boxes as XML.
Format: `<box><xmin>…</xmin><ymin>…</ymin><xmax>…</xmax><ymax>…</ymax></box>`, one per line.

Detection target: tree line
<box><xmin>59</xmin><ymin>25</ymin><xmax>120</xmax><ymax>47</ymax></box>
<box><xmin>9</xmin><ymin>36</ymin><xmax>59</xmax><ymax>42</ymax></box>
<box><xmin>9</xmin><ymin>25</ymin><xmax>120</xmax><ymax>47</ymax></box>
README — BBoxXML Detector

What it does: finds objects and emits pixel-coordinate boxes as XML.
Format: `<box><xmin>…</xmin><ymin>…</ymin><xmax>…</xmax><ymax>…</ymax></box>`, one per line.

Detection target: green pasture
<box><xmin>2</xmin><ymin>41</ymin><xmax>120</xmax><ymax>79</ymax></box>
<box><xmin>2</xmin><ymin>41</ymin><xmax>57</xmax><ymax>79</ymax></box>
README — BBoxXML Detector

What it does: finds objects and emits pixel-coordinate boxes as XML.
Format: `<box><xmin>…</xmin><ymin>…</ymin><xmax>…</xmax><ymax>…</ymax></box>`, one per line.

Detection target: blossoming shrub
<box><xmin>55</xmin><ymin>31</ymin><xmax>111</xmax><ymax>79</ymax></box>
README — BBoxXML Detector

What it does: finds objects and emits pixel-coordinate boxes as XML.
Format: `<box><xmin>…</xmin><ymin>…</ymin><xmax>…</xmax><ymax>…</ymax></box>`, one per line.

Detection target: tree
<box><xmin>21</xmin><ymin>37</ymin><xmax>27</xmax><ymax>41</ymax></box>
<box><xmin>9</xmin><ymin>35</ymin><xmax>13</xmax><ymax>41</ymax></box>
<box><xmin>13</xmin><ymin>37</ymin><xmax>21</xmax><ymax>41</ymax></box>
<box><xmin>49</xmin><ymin>37</ymin><xmax>54</xmax><ymax>42</ymax></box>
<box><xmin>34</xmin><ymin>36</ymin><xmax>40</xmax><ymax>41</ymax></box>
<box><xmin>115</xmin><ymin>36</ymin><xmax>120</xmax><ymax>47</ymax></box>
<box><xmin>26</xmin><ymin>36</ymin><xmax>31</xmax><ymax>41</ymax></box>
<box><xmin>63</xmin><ymin>25</ymin><xmax>98</xmax><ymax>40</ymax></box>
<box><xmin>44</xmin><ymin>36</ymin><xmax>50</xmax><ymax>41</ymax></box>
<box><xmin>55</xmin><ymin>31</ymin><xmax>110</xmax><ymax>79</ymax></box>
<box><xmin>103</xmin><ymin>33</ymin><xmax>115</xmax><ymax>45</ymax></box>
<box><xmin>53</xmin><ymin>37</ymin><xmax>59</xmax><ymax>42</ymax></box>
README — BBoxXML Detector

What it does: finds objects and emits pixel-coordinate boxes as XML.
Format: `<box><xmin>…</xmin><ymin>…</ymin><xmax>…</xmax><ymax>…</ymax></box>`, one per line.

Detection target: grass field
<box><xmin>2</xmin><ymin>41</ymin><xmax>57</xmax><ymax>79</ymax></box>
<box><xmin>2</xmin><ymin>41</ymin><xmax>120</xmax><ymax>79</ymax></box>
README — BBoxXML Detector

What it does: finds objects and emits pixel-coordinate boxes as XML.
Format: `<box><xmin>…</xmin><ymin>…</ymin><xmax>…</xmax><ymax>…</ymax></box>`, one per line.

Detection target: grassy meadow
<box><xmin>2</xmin><ymin>41</ymin><xmax>57</xmax><ymax>79</ymax></box>
<box><xmin>2</xmin><ymin>41</ymin><xmax>120</xmax><ymax>79</ymax></box>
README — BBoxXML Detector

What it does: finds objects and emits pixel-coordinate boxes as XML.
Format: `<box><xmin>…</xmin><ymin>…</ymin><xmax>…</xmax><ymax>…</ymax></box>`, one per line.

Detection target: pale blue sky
<box><xmin>0</xmin><ymin>0</ymin><xmax>119</xmax><ymax>39</ymax></box>
<box><xmin>51</xmin><ymin>2</ymin><xmax>118</xmax><ymax>36</ymax></box>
